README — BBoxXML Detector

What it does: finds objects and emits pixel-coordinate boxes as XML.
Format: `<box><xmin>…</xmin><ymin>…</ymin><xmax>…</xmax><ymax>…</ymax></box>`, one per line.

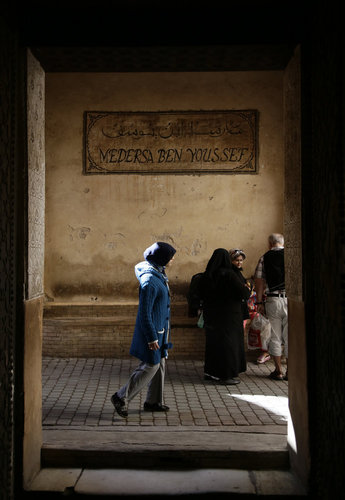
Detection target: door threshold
<box><xmin>28</xmin><ymin>467</ymin><xmax>307</xmax><ymax>497</ymax></box>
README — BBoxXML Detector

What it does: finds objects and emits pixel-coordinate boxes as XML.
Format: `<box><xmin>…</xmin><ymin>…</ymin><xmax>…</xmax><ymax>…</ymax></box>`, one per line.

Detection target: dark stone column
<box><xmin>301</xmin><ymin>1</ymin><xmax>345</xmax><ymax>496</ymax></box>
<box><xmin>0</xmin><ymin>11</ymin><xmax>27</xmax><ymax>500</ymax></box>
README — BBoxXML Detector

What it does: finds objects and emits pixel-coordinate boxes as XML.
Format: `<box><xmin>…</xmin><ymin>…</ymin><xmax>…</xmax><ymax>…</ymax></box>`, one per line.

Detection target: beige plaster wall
<box><xmin>45</xmin><ymin>72</ymin><xmax>284</xmax><ymax>303</ymax></box>
<box><xmin>23</xmin><ymin>297</ymin><xmax>43</xmax><ymax>488</ymax></box>
<box><xmin>23</xmin><ymin>51</ymin><xmax>45</xmax><ymax>488</ymax></box>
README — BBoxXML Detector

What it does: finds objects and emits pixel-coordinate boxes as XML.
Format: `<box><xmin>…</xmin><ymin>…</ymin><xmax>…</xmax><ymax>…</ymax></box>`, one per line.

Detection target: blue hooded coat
<box><xmin>130</xmin><ymin>260</ymin><xmax>173</xmax><ymax>364</ymax></box>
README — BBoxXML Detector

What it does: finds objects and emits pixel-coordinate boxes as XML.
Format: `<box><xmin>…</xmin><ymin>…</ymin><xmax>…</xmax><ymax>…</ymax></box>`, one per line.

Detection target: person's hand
<box><xmin>257</xmin><ymin>303</ymin><xmax>265</xmax><ymax>315</ymax></box>
<box><xmin>148</xmin><ymin>340</ymin><xmax>159</xmax><ymax>351</ymax></box>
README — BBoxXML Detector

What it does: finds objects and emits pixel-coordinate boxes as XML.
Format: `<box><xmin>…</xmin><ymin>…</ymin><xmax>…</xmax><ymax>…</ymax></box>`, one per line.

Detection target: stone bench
<box><xmin>43</xmin><ymin>302</ymin><xmax>258</xmax><ymax>361</ymax></box>
<box><xmin>43</xmin><ymin>302</ymin><xmax>205</xmax><ymax>359</ymax></box>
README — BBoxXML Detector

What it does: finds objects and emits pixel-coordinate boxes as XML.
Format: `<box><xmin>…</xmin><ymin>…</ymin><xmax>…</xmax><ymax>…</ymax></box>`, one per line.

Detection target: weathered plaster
<box><xmin>23</xmin><ymin>296</ymin><xmax>43</xmax><ymax>488</ymax></box>
<box><xmin>23</xmin><ymin>50</ymin><xmax>46</xmax><ymax>489</ymax></box>
<box><xmin>27</xmin><ymin>50</ymin><xmax>45</xmax><ymax>299</ymax></box>
<box><xmin>45</xmin><ymin>71</ymin><xmax>284</xmax><ymax>302</ymax></box>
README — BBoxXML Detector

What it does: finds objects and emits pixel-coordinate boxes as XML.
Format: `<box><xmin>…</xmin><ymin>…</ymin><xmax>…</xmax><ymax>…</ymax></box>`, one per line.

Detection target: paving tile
<box><xmin>42</xmin><ymin>358</ymin><xmax>288</xmax><ymax>433</ymax></box>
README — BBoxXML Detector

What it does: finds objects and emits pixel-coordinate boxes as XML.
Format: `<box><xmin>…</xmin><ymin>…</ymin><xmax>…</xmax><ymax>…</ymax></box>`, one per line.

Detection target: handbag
<box><xmin>247</xmin><ymin>325</ymin><xmax>262</xmax><ymax>350</ymax></box>
<box><xmin>248</xmin><ymin>312</ymin><xmax>271</xmax><ymax>350</ymax></box>
<box><xmin>197</xmin><ymin>311</ymin><xmax>204</xmax><ymax>328</ymax></box>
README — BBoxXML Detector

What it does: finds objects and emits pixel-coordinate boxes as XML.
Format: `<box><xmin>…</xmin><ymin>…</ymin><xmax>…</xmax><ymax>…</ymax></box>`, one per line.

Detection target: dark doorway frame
<box><xmin>2</xmin><ymin>2</ymin><xmax>345</xmax><ymax>498</ymax></box>
<box><xmin>23</xmin><ymin>42</ymin><xmax>307</xmax><ymax>491</ymax></box>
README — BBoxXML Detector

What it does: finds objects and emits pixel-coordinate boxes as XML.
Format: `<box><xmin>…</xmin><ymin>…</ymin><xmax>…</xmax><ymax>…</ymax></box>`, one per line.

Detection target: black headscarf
<box><xmin>198</xmin><ymin>248</ymin><xmax>233</xmax><ymax>304</ymax></box>
<box><xmin>204</xmin><ymin>248</ymin><xmax>231</xmax><ymax>282</ymax></box>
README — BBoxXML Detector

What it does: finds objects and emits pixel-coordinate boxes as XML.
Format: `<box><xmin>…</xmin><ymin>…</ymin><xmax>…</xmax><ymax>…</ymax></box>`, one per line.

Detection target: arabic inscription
<box><xmin>84</xmin><ymin>110</ymin><xmax>258</xmax><ymax>174</ymax></box>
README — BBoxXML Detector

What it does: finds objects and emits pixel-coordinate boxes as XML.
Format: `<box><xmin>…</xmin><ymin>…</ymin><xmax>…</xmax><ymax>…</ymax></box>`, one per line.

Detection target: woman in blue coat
<box><xmin>111</xmin><ymin>241</ymin><xmax>176</xmax><ymax>418</ymax></box>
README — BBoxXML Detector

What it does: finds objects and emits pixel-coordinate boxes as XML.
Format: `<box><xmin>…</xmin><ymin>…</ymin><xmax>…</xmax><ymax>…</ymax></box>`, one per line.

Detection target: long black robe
<box><xmin>200</xmin><ymin>249</ymin><xmax>250</xmax><ymax>380</ymax></box>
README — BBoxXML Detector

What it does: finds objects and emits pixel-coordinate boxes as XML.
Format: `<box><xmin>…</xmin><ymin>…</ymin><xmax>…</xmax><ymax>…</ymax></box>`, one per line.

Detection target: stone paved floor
<box><xmin>42</xmin><ymin>357</ymin><xmax>288</xmax><ymax>429</ymax></box>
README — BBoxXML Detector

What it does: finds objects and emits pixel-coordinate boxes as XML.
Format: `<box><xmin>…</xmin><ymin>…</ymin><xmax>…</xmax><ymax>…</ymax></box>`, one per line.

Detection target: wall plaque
<box><xmin>83</xmin><ymin>110</ymin><xmax>258</xmax><ymax>174</ymax></box>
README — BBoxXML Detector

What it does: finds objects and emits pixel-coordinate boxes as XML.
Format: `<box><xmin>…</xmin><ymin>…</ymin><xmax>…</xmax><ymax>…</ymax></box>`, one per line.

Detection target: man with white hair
<box><xmin>254</xmin><ymin>233</ymin><xmax>288</xmax><ymax>381</ymax></box>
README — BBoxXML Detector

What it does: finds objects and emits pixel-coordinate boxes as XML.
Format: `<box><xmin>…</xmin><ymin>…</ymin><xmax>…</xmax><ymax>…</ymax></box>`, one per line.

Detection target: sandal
<box><xmin>269</xmin><ymin>370</ymin><xmax>284</xmax><ymax>381</ymax></box>
<box><xmin>257</xmin><ymin>352</ymin><xmax>271</xmax><ymax>364</ymax></box>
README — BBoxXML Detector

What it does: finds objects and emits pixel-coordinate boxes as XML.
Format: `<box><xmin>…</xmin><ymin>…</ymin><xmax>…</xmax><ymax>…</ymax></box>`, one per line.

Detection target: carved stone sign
<box><xmin>83</xmin><ymin>110</ymin><xmax>258</xmax><ymax>174</ymax></box>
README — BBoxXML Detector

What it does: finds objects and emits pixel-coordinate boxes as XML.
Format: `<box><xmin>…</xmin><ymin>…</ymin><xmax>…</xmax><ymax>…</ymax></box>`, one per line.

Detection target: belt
<box><xmin>266</xmin><ymin>291</ymin><xmax>286</xmax><ymax>298</ymax></box>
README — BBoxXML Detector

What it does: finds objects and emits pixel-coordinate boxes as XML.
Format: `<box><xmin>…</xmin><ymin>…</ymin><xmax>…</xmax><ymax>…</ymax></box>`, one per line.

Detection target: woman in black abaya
<box><xmin>200</xmin><ymin>248</ymin><xmax>250</xmax><ymax>385</ymax></box>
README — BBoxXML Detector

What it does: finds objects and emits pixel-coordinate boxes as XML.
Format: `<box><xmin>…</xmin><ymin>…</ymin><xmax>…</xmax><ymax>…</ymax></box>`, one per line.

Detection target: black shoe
<box><xmin>111</xmin><ymin>393</ymin><xmax>128</xmax><ymax>418</ymax></box>
<box><xmin>144</xmin><ymin>402</ymin><xmax>170</xmax><ymax>412</ymax></box>
<box><xmin>269</xmin><ymin>371</ymin><xmax>284</xmax><ymax>381</ymax></box>
<box><xmin>220</xmin><ymin>378</ymin><xmax>241</xmax><ymax>385</ymax></box>
<box><xmin>204</xmin><ymin>374</ymin><xmax>217</xmax><ymax>381</ymax></box>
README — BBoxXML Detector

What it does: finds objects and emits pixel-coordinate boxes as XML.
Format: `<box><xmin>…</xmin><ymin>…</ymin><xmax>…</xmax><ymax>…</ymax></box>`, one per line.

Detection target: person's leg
<box><xmin>272</xmin><ymin>354</ymin><xmax>283</xmax><ymax>374</ymax></box>
<box><xmin>265</xmin><ymin>298</ymin><xmax>284</xmax><ymax>378</ymax></box>
<box><xmin>284</xmin><ymin>358</ymin><xmax>288</xmax><ymax>380</ymax></box>
<box><xmin>282</xmin><ymin>298</ymin><xmax>288</xmax><ymax>379</ymax></box>
<box><xmin>117</xmin><ymin>361</ymin><xmax>160</xmax><ymax>405</ymax></box>
<box><xmin>145</xmin><ymin>357</ymin><xmax>166</xmax><ymax>406</ymax></box>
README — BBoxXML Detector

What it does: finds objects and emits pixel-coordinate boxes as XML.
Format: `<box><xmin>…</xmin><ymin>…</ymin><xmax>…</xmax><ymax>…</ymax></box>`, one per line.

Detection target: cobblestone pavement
<box><xmin>42</xmin><ymin>357</ymin><xmax>289</xmax><ymax>429</ymax></box>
